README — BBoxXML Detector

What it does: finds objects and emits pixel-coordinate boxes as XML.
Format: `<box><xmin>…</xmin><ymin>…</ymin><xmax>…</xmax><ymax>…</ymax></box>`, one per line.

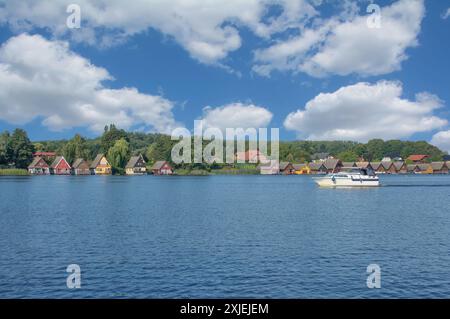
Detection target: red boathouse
<box><xmin>50</xmin><ymin>156</ymin><xmax>71</xmax><ymax>175</ymax></box>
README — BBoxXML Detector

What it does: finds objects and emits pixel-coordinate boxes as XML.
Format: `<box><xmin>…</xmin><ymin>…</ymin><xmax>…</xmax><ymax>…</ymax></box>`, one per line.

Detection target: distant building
<box><xmin>72</xmin><ymin>158</ymin><xmax>91</xmax><ymax>175</ymax></box>
<box><xmin>417</xmin><ymin>163</ymin><xmax>433</xmax><ymax>174</ymax></box>
<box><xmin>260</xmin><ymin>160</ymin><xmax>279</xmax><ymax>175</ymax></box>
<box><xmin>33</xmin><ymin>152</ymin><xmax>56</xmax><ymax>157</ymax></box>
<box><xmin>342</xmin><ymin>162</ymin><xmax>357</xmax><ymax>168</ymax></box>
<box><xmin>308</xmin><ymin>162</ymin><xmax>327</xmax><ymax>174</ymax></box>
<box><xmin>393</xmin><ymin>161</ymin><xmax>408</xmax><ymax>174</ymax></box>
<box><xmin>279</xmin><ymin>162</ymin><xmax>295</xmax><ymax>175</ymax></box>
<box><xmin>293</xmin><ymin>164</ymin><xmax>311</xmax><ymax>175</ymax></box>
<box><xmin>311</xmin><ymin>152</ymin><xmax>331</xmax><ymax>162</ymax></box>
<box><xmin>323</xmin><ymin>159</ymin><xmax>342</xmax><ymax>173</ymax></box>
<box><xmin>379</xmin><ymin>161</ymin><xmax>396</xmax><ymax>174</ymax></box>
<box><xmin>355</xmin><ymin>162</ymin><xmax>372</xmax><ymax>170</ymax></box>
<box><xmin>125</xmin><ymin>154</ymin><xmax>147</xmax><ymax>175</ymax></box>
<box><xmin>90</xmin><ymin>154</ymin><xmax>112</xmax><ymax>175</ymax></box>
<box><xmin>371</xmin><ymin>162</ymin><xmax>381</xmax><ymax>172</ymax></box>
<box><xmin>28</xmin><ymin>156</ymin><xmax>50</xmax><ymax>175</ymax></box>
<box><xmin>407</xmin><ymin>164</ymin><xmax>420</xmax><ymax>174</ymax></box>
<box><xmin>381</xmin><ymin>157</ymin><xmax>392</xmax><ymax>162</ymax></box>
<box><xmin>407</xmin><ymin>154</ymin><xmax>429</xmax><ymax>163</ymax></box>
<box><xmin>430</xmin><ymin>162</ymin><xmax>449</xmax><ymax>174</ymax></box>
<box><xmin>372</xmin><ymin>161</ymin><xmax>394</xmax><ymax>174</ymax></box>
<box><xmin>152</xmin><ymin>161</ymin><xmax>173</xmax><ymax>175</ymax></box>
<box><xmin>50</xmin><ymin>156</ymin><xmax>71</xmax><ymax>175</ymax></box>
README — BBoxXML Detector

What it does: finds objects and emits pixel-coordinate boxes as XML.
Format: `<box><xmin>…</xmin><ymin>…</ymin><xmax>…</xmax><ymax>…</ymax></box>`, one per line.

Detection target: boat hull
<box><xmin>313</xmin><ymin>177</ymin><xmax>380</xmax><ymax>187</ymax></box>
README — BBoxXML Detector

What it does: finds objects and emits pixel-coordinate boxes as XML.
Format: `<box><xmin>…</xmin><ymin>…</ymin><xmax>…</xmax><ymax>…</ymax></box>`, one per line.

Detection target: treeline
<box><xmin>0</xmin><ymin>125</ymin><xmax>447</xmax><ymax>170</ymax></box>
<box><xmin>279</xmin><ymin>139</ymin><xmax>446</xmax><ymax>163</ymax></box>
<box><xmin>0</xmin><ymin>129</ymin><xmax>35</xmax><ymax>169</ymax></box>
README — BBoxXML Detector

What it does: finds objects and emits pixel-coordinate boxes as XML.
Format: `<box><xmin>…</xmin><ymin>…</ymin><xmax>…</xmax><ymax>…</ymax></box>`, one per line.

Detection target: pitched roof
<box><xmin>393</xmin><ymin>161</ymin><xmax>406</xmax><ymax>170</ymax></box>
<box><xmin>279</xmin><ymin>162</ymin><xmax>292</xmax><ymax>170</ymax></box>
<box><xmin>293</xmin><ymin>163</ymin><xmax>308</xmax><ymax>170</ymax></box>
<box><xmin>309</xmin><ymin>162</ymin><xmax>326</xmax><ymax>170</ymax></box>
<box><xmin>407</xmin><ymin>154</ymin><xmax>429</xmax><ymax>161</ymax></box>
<box><xmin>431</xmin><ymin>162</ymin><xmax>446</xmax><ymax>170</ymax></box>
<box><xmin>28</xmin><ymin>156</ymin><xmax>49</xmax><ymax>169</ymax></box>
<box><xmin>152</xmin><ymin>161</ymin><xmax>170</xmax><ymax>170</ymax></box>
<box><xmin>72</xmin><ymin>158</ymin><xmax>88</xmax><ymax>169</ymax></box>
<box><xmin>355</xmin><ymin>162</ymin><xmax>371</xmax><ymax>168</ymax></box>
<box><xmin>90</xmin><ymin>154</ymin><xmax>107</xmax><ymax>169</ymax></box>
<box><xmin>323</xmin><ymin>159</ymin><xmax>341</xmax><ymax>170</ymax></box>
<box><xmin>342</xmin><ymin>162</ymin><xmax>356</xmax><ymax>167</ymax></box>
<box><xmin>380</xmin><ymin>161</ymin><xmax>393</xmax><ymax>169</ymax></box>
<box><xmin>50</xmin><ymin>156</ymin><xmax>69</xmax><ymax>168</ymax></box>
<box><xmin>126</xmin><ymin>155</ymin><xmax>145</xmax><ymax>168</ymax></box>
<box><xmin>370</xmin><ymin>162</ymin><xmax>381</xmax><ymax>170</ymax></box>
<box><xmin>417</xmin><ymin>163</ymin><xmax>431</xmax><ymax>171</ymax></box>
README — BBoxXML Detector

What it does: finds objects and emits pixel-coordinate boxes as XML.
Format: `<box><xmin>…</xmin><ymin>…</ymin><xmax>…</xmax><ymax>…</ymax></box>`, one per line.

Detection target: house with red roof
<box><xmin>50</xmin><ymin>156</ymin><xmax>71</xmax><ymax>175</ymax></box>
<box><xmin>407</xmin><ymin>155</ymin><xmax>429</xmax><ymax>163</ymax></box>
<box><xmin>28</xmin><ymin>156</ymin><xmax>50</xmax><ymax>175</ymax></box>
<box><xmin>151</xmin><ymin>161</ymin><xmax>173</xmax><ymax>175</ymax></box>
<box><xmin>33</xmin><ymin>152</ymin><xmax>57</xmax><ymax>157</ymax></box>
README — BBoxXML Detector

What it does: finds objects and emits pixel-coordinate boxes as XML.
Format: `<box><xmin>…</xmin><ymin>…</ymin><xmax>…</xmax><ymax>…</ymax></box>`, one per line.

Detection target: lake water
<box><xmin>1</xmin><ymin>174</ymin><xmax>450</xmax><ymax>298</ymax></box>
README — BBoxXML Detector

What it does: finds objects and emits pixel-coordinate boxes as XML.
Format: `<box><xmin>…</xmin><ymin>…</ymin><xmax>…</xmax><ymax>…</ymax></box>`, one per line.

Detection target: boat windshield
<box><xmin>340</xmin><ymin>167</ymin><xmax>376</xmax><ymax>176</ymax></box>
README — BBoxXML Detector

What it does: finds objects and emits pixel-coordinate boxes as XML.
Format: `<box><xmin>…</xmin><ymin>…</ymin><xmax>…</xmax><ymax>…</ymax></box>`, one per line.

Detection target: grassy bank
<box><xmin>0</xmin><ymin>169</ymin><xmax>29</xmax><ymax>176</ymax></box>
<box><xmin>211</xmin><ymin>168</ymin><xmax>259</xmax><ymax>175</ymax></box>
<box><xmin>174</xmin><ymin>169</ymin><xmax>210</xmax><ymax>176</ymax></box>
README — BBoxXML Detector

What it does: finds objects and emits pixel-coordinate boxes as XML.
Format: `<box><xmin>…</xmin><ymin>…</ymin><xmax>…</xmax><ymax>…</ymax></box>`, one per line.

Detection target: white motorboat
<box><xmin>313</xmin><ymin>167</ymin><xmax>380</xmax><ymax>187</ymax></box>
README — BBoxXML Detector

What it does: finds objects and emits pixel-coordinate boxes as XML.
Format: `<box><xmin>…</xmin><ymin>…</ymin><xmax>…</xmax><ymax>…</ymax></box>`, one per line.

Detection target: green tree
<box><xmin>145</xmin><ymin>135</ymin><xmax>173</xmax><ymax>163</ymax></box>
<box><xmin>101</xmin><ymin>124</ymin><xmax>128</xmax><ymax>154</ymax></box>
<box><xmin>32</xmin><ymin>142</ymin><xmax>46</xmax><ymax>153</ymax></box>
<box><xmin>337</xmin><ymin>150</ymin><xmax>359</xmax><ymax>162</ymax></box>
<box><xmin>352</xmin><ymin>144</ymin><xmax>369</xmax><ymax>161</ymax></box>
<box><xmin>0</xmin><ymin>131</ymin><xmax>12</xmax><ymax>165</ymax></box>
<box><xmin>62</xmin><ymin>134</ymin><xmax>90</xmax><ymax>164</ymax></box>
<box><xmin>286</xmin><ymin>153</ymin><xmax>294</xmax><ymax>163</ymax></box>
<box><xmin>366</xmin><ymin>139</ymin><xmax>385</xmax><ymax>161</ymax></box>
<box><xmin>293</xmin><ymin>149</ymin><xmax>311</xmax><ymax>163</ymax></box>
<box><xmin>9</xmin><ymin>129</ymin><xmax>34</xmax><ymax>168</ymax></box>
<box><xmin>107</xmin><ymin>138</ymin><xmax>130</xmax><ymax>174</ymax></box>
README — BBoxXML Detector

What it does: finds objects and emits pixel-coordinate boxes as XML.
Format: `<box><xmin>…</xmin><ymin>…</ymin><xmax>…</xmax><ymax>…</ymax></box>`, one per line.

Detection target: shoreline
<box><xmin>2</xmin><ymin>170</ymin><xmax>450</xmax><ymax>177</ymax></box>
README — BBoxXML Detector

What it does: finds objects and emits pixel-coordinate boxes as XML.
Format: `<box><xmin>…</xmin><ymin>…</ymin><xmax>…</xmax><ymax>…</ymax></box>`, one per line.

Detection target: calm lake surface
<box><xmin>1</xmin><ymin>175</ymin><xmax>450</xmax><ymax>298</ymax></box>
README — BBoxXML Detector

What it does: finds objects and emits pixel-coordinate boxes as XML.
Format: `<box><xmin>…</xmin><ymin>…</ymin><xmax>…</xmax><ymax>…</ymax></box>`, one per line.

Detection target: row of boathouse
<box><xmin>27</xmin><ymin>151</ymin><xmax>450</xmax><ymax>176</ymax></box>
<box><xmin>270</xmin><ymin>159</ymin><xmax>450</xmax><ymax>175</ymax></box>
<box><xmin>28</xmin><ymin>154</ymin><xmax>173</xmax><ymax>176</ymax></box>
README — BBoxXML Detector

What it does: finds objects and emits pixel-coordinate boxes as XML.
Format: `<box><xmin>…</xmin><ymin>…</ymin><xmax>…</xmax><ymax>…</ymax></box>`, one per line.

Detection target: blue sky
<box><xmin>0</xmin><ymin>0</ymin><xmax>449</xmax><ymax>151</ymax></box>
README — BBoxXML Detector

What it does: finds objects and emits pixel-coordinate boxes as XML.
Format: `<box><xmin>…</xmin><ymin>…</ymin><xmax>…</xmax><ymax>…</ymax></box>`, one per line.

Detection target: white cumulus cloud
<box><xmin>0</xmin><ymin>0</ymin><xmax>317</xmax><ymax>65</ymax></box>
<box><xmin>283</xmin><ymin>81</ymin><xmax>447</xmax><ymax>142</ymax></box>
<box><xmin>442</xmin><ymin>8</ymin><xmax>450</xmax><ymax>19</ymax></box>
<box><xmin>254</xmin><ymin>0</ymin><xmax>425</xmax><ymax>77</ymax></box>
<box><xmin>0</xmin><ymin>0</ymin><xmax>425</xmax><ymax>77</ymax></box>
<box><xmin>431</xmin><ymin>130</ymin><xmax>450</xmax><ymax>153</ymax></box>
<box><xmin>201</xmin><ymin>103</ymin><xmax>273</xmax><ymax>131</ymax></box>
<box><xmin>0</xmin><ymin>33</ymin><xmax>180</xmax><ymax>133</ymax></box>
